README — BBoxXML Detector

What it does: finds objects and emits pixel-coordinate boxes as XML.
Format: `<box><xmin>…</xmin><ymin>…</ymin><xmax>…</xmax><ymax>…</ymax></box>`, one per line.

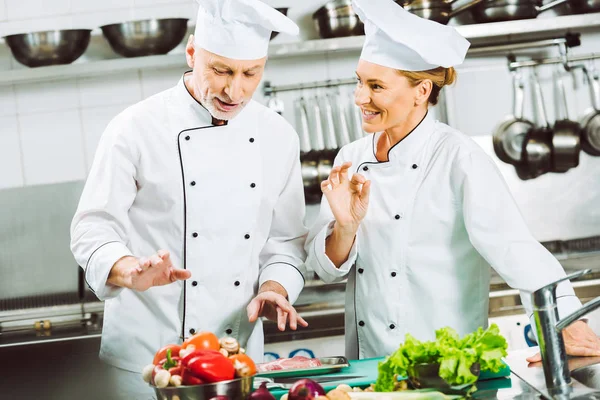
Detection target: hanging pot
<box><xmin>470</xmin><ymin>0</ymin><xmax>567</xmax><ymax>24</ymax></box>
<box><xmin>493</xmin><ymin>71</ymin><xmax>534</xmax><ymax>165</ymax></box>
<box><xmin>550</xmin><ymin>68</ymin><xmax>581</xmax><ymax>172</ymax></box>
<box><xmin>580</xmin><ymin>67</ymin><xmax>600</xmax><ymax>156</ymax></box>
<box><xmin>399</xmin><ymin>0</ymin><xmax>485</xmax><ymax>24</ymax></box>
<box><xmin>516</xmin><ymin>71</ymin><xmax>552</xmax><ymax>180</ymax></box>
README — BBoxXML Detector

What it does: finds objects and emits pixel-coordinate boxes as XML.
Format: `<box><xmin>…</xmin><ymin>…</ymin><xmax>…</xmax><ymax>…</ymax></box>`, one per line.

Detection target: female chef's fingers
<box><xmin>349</xmin><ymin>173</ymin><xmax>366</xmax><ymax>193</ymax></box>
<box><xmin>320</xmin><ymin>179</ymin><xmax>332</xmax><ymax>193</ymax></box>
<box><xmin>360</xmin><ymin>180</ymin><xmax>371</xmax><ymax>203</ymax></box>
<box><xmin>338</xmin><ymin>162</ymin><xmax>352</xmax><ymax>183</ymax></box>
<box><xmin>329</xmin><ymin>166</ymin><xmax>341</xmax><ymax>186</ymax></box>
<box><xmin>157</xmin><ymin>250</ymin><xmax>171</xmax><ymax>263</ymax></box>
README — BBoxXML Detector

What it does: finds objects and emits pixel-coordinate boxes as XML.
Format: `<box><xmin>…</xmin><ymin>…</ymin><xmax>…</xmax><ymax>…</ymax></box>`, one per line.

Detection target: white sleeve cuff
<box><xmin>85</xmin><ymin>241</ymin><xmax>132</xmax><ymax>301</ymax></box>
<box><xmin>310</xmin><ymin>221</ymin><xmax>357</xmax><ymax>282</ymax></box>
<box><xmin>259</xmin><ymin>263</ymin><xmax>305</xmax><ymax>305</ymax></box>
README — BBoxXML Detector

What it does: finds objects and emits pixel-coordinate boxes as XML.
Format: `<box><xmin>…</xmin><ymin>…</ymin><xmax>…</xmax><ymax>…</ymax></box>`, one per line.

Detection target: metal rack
<box><xmin>263</xmin><ymin>35</ymin><xmax>581</xmax><ymax>96</ymax></box>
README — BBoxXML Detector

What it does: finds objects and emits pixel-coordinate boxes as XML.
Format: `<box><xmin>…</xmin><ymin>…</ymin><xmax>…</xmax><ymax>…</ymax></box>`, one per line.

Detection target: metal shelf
<box><xmin>1</xmin><ymin>12</ymin><xmax>600</xmax><ymax>86</ymax></box>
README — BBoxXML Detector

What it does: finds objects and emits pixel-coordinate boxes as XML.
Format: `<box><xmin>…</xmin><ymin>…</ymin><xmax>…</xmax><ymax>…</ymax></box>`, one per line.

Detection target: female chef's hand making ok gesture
<box><xmin>321</xmin><ymin>161</ymin><xmax>371</xmax><ymax>268</ymax></box>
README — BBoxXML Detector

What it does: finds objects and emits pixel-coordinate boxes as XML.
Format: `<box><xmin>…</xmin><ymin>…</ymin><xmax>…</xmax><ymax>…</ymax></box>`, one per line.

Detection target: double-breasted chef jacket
<box><xmin>71</xmin><ymin>73</ymin><xmax>307</xmax><ymax>372</ymax></box>
<box><xmin>305</xmin><ymin>112</ymin><xmax>581</xmax><ymax>360</ymax></box>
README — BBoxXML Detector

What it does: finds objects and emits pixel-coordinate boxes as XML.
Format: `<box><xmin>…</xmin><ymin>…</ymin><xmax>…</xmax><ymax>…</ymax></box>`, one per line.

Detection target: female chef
<box><xmin>305</xmin><ymin>0</ymin><xmax>600</xmax><ymax>361</ymax></box>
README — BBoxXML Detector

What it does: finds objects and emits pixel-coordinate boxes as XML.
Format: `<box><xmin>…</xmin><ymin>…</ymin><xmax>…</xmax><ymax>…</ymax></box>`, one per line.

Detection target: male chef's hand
<box><xmin>321</xmin><ymin>161</ymin><xmax>370</xmax><ymax>235</ymax></box>
<box><xmin>247</xmin><ymin>281</ymin><xmax>308</xmax><ymax>331</ymax></box>
<box><xmin>526</xmin><ymin>320</ymin><xmax>600</xmax><ymax>363</ymax></box>
<box><xmin>108</xmin><ymin>250</ymin><xmax>191</xmax><ymax>291</ymax></box>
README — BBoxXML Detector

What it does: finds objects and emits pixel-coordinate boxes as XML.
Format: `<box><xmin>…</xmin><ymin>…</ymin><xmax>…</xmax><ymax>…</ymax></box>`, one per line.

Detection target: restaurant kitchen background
<box><xmin>1</xmin><ymin>0</ymin><xmax>600</xmax><ymax>397</ymax></box>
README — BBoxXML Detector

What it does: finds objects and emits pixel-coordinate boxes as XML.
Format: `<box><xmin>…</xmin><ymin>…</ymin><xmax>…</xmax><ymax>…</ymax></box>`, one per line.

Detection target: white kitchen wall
<box><xmin>0</xmin><ymin>1</ymin><xmax>599</xmax><ymax>242</ymax></box>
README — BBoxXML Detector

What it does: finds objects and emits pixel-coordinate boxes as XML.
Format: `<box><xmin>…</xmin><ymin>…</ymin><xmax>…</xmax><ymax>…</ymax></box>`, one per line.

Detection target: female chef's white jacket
<box><xmin>306</xmin><ymin>113</ymin><xmax>581</xmax><ymax>359</ymax></box>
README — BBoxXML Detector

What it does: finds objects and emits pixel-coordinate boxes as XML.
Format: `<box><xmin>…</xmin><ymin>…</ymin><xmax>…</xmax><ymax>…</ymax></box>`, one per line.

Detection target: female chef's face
<box><xmin>354</xmin><ymin>59</ymin><xmax>431</xmax><ymax>133</ymax></box>
<box><xmin>186</xmin><ymin>37</ymin><xmax>266</xmax><ymax>120</ymax></box>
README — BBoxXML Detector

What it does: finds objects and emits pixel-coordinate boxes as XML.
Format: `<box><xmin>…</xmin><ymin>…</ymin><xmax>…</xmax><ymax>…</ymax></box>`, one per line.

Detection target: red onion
<box><xmin>247</xmin><ymin>382</ymin><xmax>276</xmax><ymax>400</ymax></box>
<box><xmin>288</xmin><ymin>379</ymin><xmax>326</xmax><ymax>400</ymax></box>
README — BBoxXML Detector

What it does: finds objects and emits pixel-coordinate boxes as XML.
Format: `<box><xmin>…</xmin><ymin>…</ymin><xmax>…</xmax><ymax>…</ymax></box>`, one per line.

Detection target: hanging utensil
<box><xmin>294</xmin><ymin>97</ymin><xmax>312</xmax><ymax>153</ymax></box>
<box><xmin>469</xmin><ymin>0</ymin><xmax>569</xmax><ymax>24</ymax></box>
<box><xmin>399</xmin><ymin>0</ymin><xmax>485</xmax><ymax>25</ymax></box>
<box><xmin>320</xmin><ymin>93</ymin><xmax>339</xmax><ymax>150</ymax></box>
<box><xmin>347</xmin><ymin>90</ymin><xmax>365</xmax><ymax>142</ymax></box>
<box><xmin>551</xmin><ymin>67</ymin><xmax>581</xmax><ymax>172</ymax></box>
<box><xmin>267</xmin><ymin>94</ymin><xmax>284</xmax><ymax>115</ymax></box>
<box><xmin>330</xmin><ymin>92</ymin><xmax>352</xmax><ymax>147</ymax></box>
<box><xmin>580</xmin><ymin>66</ymin><xmax>600</xmax><ymax>156</ymax></box>
<box><xmin>306</xmin><ymin>96</ymin><xmax>326</xmax><ymax>151</ymax></box>
<box><xmin>492</xmin><ymin>70</ymin><xmax>534</xmax><ymax>165</ymax></box>
<box><xmin>516</xmin><ymin>70</ymin><xmax>552</xmax><ymax>180</ymax></box>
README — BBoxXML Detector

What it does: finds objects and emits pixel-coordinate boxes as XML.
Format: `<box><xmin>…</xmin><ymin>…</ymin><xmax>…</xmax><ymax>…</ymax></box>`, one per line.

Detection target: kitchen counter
<box><xmin>265</xmin><ymin>354</ymin><xmax>545</xmax><ymax>399</ymax></box>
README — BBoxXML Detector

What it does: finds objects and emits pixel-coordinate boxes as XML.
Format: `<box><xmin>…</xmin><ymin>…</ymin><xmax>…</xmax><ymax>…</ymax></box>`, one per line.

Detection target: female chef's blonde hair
<box><xmin>398</xmin><ymin>67</ymin><xmax>457</xmax><ymax>106</ymax></box>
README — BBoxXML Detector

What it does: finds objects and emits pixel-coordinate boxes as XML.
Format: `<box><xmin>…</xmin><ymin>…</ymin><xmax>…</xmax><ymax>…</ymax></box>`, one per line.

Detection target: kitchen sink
<box><xmin>572</xmin><ymin>360</ymin><xmax>600</xmax><ymax>390</ymax></box>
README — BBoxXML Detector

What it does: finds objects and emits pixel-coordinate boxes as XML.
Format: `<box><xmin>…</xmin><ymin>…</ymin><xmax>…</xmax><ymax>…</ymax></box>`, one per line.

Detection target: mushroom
<box><xmin>219</xmin><ymin>348</ymin><xmax>229</xmax><ymax>357</ymax></box>
<box><xmin>141</xmin><ymin>364</ymin><xmax>155</xmax><ymax>383</ymax></box>
<box><xmin>219</xmin><ymin>337</ymin><xmax>240</xmax><ymax>354</ymax></box>
<box><xmin>154</xmin><ymin>369</ymin><xmax>171</xmax><ymax>388</ymax></box>
<box><xmin>169</xmin><ymin>375</ymin><xmax>183</xmax><ymax>387</ymax></box>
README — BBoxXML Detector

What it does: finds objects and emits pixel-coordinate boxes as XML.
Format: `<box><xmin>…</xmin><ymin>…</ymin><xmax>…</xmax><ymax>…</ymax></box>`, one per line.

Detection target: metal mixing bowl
<box><xmin>271</xmin><ymin>8</ymin><xmax>289</xmax><ymax>40</ymax></box>
<box><xmin>101</xmin><ymin>18</ymin><xmax>188</xmax><ymax>58</ymax></box>
<box><xmin>4</xmin><ymin>29</ymin><xmax>91</xmax><ymax>68</ymax></box>
<box><xmin>153</xmin><ymin>376</ymin><xmax>254</xmax><ymax>400</ymax></box>
<box><xmin>313</xmin><ymin>0</ymin><xmax>364</xmax><ymax>39</ymax></box>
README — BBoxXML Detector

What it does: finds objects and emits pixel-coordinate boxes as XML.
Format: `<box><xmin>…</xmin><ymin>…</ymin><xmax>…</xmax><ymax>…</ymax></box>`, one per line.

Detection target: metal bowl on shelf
<box><xmin>271</xmin><ymin>8</ymin><xmax>289</xmax><ymax>40</ymax></box>
<box><xmin>101</xmin><ymin>18</ymin><xmax>188</xmax><ymax>58</ymax></box>
<box><xmin>153</xmin><ymin>376</ymin><xmax>254</xmax><ymax>400</ymax></box>
<box><xmin>313</xmin><ymin>0</ymin><xmax>364</xmax><ymax>39</ymax></box>
<box><xmin>4</xmin><ymin>29</ymin><xmax>91</xmax><ymax>68</ymax></box>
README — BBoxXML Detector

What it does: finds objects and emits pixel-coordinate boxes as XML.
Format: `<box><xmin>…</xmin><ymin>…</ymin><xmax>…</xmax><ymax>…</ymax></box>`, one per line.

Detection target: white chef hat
<box><xmin>352</xmin><ymin>0</ymin><xmax>470</xmax><ymax>71</ymax></box>
<box><xmin>193</xmin><ymin>0</ymin><xmax>299</xmax><ymax>60</ymax></box>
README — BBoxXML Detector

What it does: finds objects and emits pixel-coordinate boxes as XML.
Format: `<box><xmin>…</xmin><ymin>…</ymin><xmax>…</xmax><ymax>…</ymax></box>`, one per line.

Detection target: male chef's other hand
<box><xmin>247</xmin><ymin>281</ymin><xmax>309</xmax><ymax>332</ymax></box>
<box><xmin>526</xmin><ymin>321</ymin><xmax>600</xmax><ymax>363</ymax></box>
<box><xmin>321</xmin><ymin>161</ymin><xmax>370</xmax><ymax>235</ymax></box>
<box><xmin>108</xmin><ymin>249</ymin><xmax>191</xmax><ymax>291</ymax></box>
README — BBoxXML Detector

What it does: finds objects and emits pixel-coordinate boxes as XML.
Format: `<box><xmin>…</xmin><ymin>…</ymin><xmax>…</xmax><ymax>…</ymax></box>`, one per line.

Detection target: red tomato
<box><xmin>229</xmin><ymin>353</ymin><xmax>257</xmax><ymax>376</ymax></box>
<box><xmin>182</xmin><ymin>331</ymin><xmax>220</xmax><ymax>351</ymax></box>
<box><xmin>153</xmin><ymin>344</ymin><xmax>182</xmax><ymax>365</ymax></box>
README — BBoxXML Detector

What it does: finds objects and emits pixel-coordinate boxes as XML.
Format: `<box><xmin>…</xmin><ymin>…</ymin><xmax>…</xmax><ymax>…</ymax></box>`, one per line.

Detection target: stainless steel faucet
<box><xmin>532</xmin><ymin>269</ymin><xmax>600</xmax><ymax>398</ymax></box>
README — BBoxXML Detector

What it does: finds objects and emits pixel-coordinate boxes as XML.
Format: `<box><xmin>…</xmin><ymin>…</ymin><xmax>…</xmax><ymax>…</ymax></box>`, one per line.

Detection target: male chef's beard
<box><xmin>200</xmin><ymin>93</ymin><xmax>248</xmax><ymax>121</ymax></box>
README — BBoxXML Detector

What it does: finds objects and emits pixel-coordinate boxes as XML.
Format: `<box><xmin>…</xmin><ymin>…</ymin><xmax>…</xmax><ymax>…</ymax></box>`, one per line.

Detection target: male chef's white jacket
<box><xmin>306</xmin><ymin>113</ymin><xmax>581</xmax><ymax>360</ymax></box>
<box><xmin>71</xmin><ymin>75</ymin><xmax>307</xmax><ymax>372</ymax></box>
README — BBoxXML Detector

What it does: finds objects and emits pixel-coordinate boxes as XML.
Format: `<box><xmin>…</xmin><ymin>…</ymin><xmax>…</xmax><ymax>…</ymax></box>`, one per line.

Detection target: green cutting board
<box><xmin>268</xmin><ymin>358</ymin><xmax>510</xmax><ymax>399</ymax></box>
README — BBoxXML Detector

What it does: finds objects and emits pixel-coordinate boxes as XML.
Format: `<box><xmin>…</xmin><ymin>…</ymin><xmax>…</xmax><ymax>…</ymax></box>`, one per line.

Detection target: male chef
<box><xmin>70</xmin><ymin>0</ymin><xmax>307</xmax><ymax>398</ymax></box>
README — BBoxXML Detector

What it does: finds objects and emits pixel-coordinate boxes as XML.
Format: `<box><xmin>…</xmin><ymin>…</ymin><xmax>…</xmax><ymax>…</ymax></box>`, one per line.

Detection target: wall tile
<box><xmin>19</xmin><ymin>110</ymin><xmax>86</xmax><ymax>185</ymax></box>
<box><xmin>42</xmin><ymin>0</ymin><xmax>71</xmax><ymax>16</ymax></box>
<box><xmin>5</xmin><ymin>0</ymin><xmax>42</xmax><ymax>20</ymax></box>
<box><xmin>78</xmin><ymin>71</ymin><xmax>142</xmax><ymax>108</ymax></box>
<box><xmin>0</xmin><ymin>84</ymin><xmax>16</xmax><ymax>116</ymax></box>
<box><xmin>80</xmin><ymin>105</ymin><xmax>125</xmax><ymax>171</ymax></box>
<box><xmin>0</xmin><ymin>0</ymin><xmax>7</xmax><ymax>21</ymax></box>
<box><xmin>140</xmin><ymin>67</ymin><xmax>182</xmax><ymax>98</ymax></box>
<box><xmin>71</xmin><ymin>0</ymin><xmax>132</xmax><ymax>13</ymax></box>
<box><xmin>15</xmin><ymin>80</ymin><xmax>79</xmax><ymax>114</ymax></box>
<box><xmin>0</xmin><ymin>114</ymin><xmax>23</xmax><ymax>189</ymax></box>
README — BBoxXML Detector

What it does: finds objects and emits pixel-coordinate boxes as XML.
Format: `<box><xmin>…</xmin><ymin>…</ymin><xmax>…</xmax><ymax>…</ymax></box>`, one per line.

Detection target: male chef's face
<box><xmin>186</xmin><ymin>38</ymin><xmax>266</xmax><ymax>121</ymax></box>
<box><xmin>354</xmin><ymin>59</ymin><xmax>430</xmax><ymax>133</ymax></box>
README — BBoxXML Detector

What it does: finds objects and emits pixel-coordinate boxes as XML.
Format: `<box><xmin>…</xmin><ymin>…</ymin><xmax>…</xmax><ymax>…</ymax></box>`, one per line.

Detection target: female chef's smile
<box><xmin>185</xmin><ymin>35</ymin><xmax>267</xmax><ymax>120</ymax></box>
<box><xmin>355</xmin><ymin>59</ymin><xmax>432</xmax><ymax>135</ymax></box>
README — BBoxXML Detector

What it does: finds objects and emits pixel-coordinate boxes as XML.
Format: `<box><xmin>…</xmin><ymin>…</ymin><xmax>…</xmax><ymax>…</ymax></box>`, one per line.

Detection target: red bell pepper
<box><xmin>187</xmin><ymin>351</ymin><xmax>235</xmax><ymax>383</ymax></box>
<box><xmin>182</xmin><ymin>349</ymin><xmax>221</xmax><ymax>367</ymax></box>
<box><xmin>181</xmin><ymin>367</ymin><xmax>204</xmax><ymax>385</ymax></box>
